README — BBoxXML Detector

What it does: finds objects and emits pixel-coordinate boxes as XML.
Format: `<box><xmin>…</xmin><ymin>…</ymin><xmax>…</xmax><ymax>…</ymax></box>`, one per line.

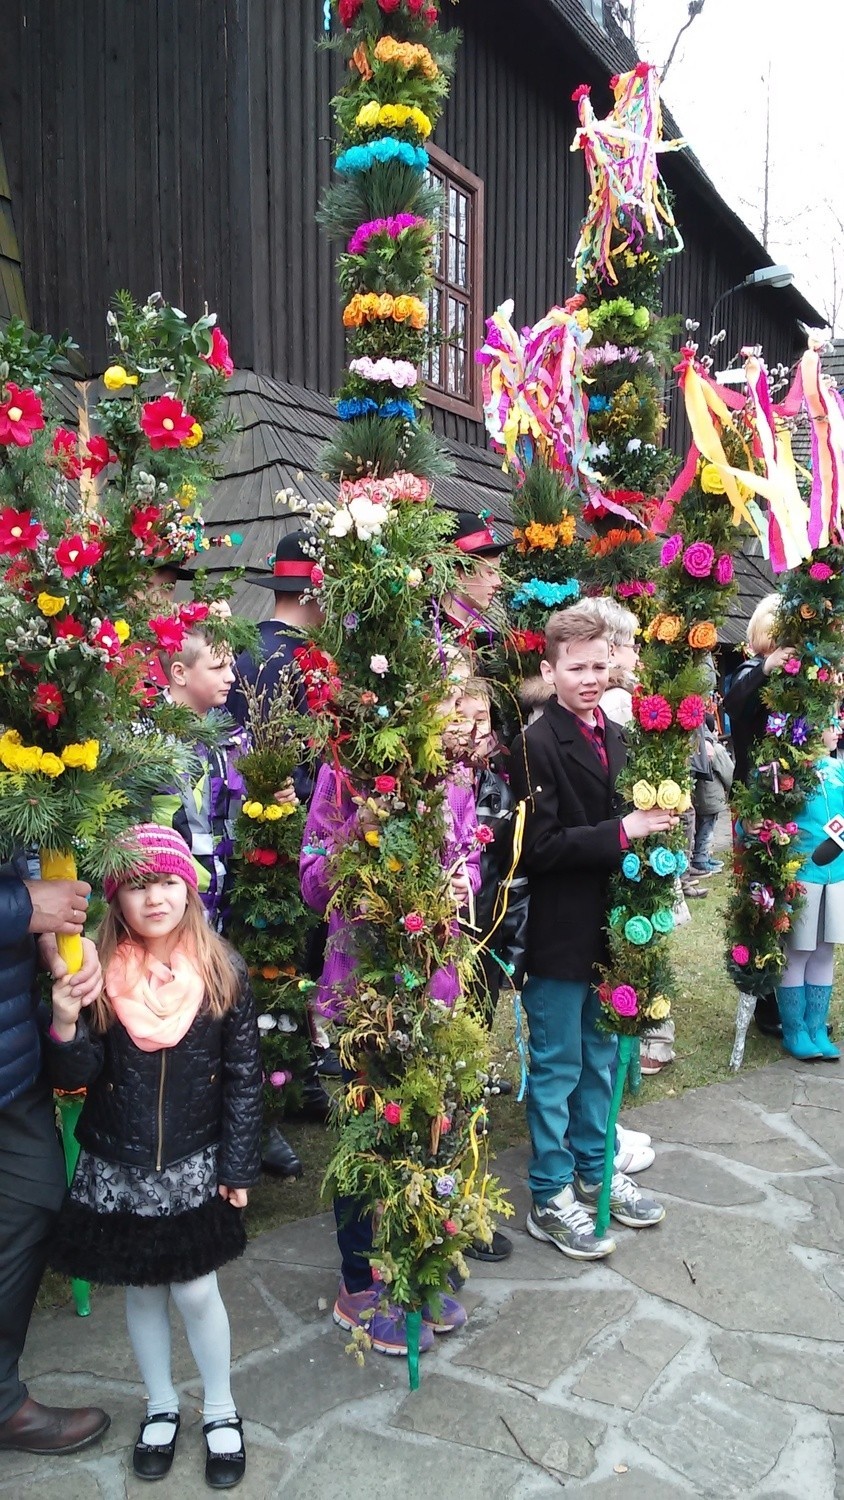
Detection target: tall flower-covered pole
<box><xmin>316</xmin><ymin>0</ymin><xmax>507</xmax><ymax>1387</ymax></box>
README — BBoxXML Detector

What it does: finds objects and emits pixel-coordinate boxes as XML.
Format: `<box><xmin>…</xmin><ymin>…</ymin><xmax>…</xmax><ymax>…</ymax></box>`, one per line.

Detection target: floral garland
<box><xmin>316</xmin><ymin>0</ymin><xmax>506</xmax><ymax>1369</ymax></box>
<box><xmin>0</xmin><ymin>297</ymin><xmax>252</xmax><ymax>967</ymax></box>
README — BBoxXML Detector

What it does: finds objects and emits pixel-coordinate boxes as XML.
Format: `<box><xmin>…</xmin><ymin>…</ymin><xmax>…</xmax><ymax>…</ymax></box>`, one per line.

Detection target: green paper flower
<box><xmin>624</xmin><ymin>915</ymin><xmax>654</xmax><ymax>946</ymax></box>
<box><xmin>651</xmin><ymin>908</ymin><xmax>676</xmax><ymax>935</ymax></box>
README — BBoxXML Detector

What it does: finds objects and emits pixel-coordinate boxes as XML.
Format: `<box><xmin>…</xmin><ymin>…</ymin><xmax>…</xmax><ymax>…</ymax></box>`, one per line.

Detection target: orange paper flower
<box><xmin>649</xmin><ymin>612</ymin><xmax>684</xmax><ymax>644</ymax></box>
<box><xmin>688</xmin><ymin>621</ymin><xmax>717</xmax><ymax>650</ymax></box>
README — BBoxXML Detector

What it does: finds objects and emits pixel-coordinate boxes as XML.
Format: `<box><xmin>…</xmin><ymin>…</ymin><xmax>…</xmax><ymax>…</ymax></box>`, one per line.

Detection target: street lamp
<box><xmin>708</xmin><ymin>264</ymin><xmax>794</xmax><ymax>347</ymax></box>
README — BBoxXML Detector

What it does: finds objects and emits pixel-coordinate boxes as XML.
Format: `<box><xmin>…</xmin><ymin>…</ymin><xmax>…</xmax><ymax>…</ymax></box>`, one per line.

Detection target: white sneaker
<box><xmin>614</xmin><ymin>1140</ymin><xmax>655</xmax><ymax>1174</ymax></box>
<box><xmin>617</xmin><ymin>1124</ymin><xmax>651</xmax><ymax>1149</ymax></box>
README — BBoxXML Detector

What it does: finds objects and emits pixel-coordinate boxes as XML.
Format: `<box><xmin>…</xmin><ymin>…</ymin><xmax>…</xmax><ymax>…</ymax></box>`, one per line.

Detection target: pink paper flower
<box><xmin>809</xmin><ymin>562</ymin><xmax>833</xmax><ymax>581</ymax></box>
<box><xmin>783</xmin><ymin>658</ymin><xmax>801</xmax><ymax>675</ymax></box>
<box><xmin>443</xmin><ymin>1219</ymin><xmax>458</xmax><ymax>1235</ymax></box>
<box><xmin>609</xmin><ymin>984</ymin><xmax>638</xmax><ymax>1017</ymax></box>
<box><xmin>715</xmin><ymin>554</ymin><xmax>734</xmax><ymax>585</ymax></box>
<box><xmin>731</xmin><ymin>944</ymin><xmax>750</xmax><ymax>966</ymax></box>
<box><xmin>676</xmin><ymin>695</ymin><xmax>706</xmax><ymax>731</ymax></box>
<box><xmin>370</xmin><ymin>653</ymin><xmax>389</xmax><ymax>676</ymax></box>
<box><xmin>660</xmin><ymin>533</ymin><xmax>683</xmax><ymax>567</ymax></box>
<box><xmin>473</xmin><ymin>824</ymin><xmax>495</xmax><ymax>845</ymax></box>
<box><xmin>403</xmin><ymin>912</ymin><xmax>425</xmax><ymax>933</ymax></box>
<box><xmin>384</xmin><ymin>1102</ymin><xmax>402</xmax><ymax>1125</ymax></box>
<box><xmin>682</xmin><ymin>541</ymin><xmax>715</xmax><ymax>578</ymax></box>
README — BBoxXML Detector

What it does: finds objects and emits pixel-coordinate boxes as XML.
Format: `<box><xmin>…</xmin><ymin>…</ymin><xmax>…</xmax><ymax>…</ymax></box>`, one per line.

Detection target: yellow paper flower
<box><xmin>632</xmin><ymin>780</ymin><xmax>657</xmax><ymax>810</ymax></box>
<box><xmin>183</xmin><ymin>422</ymin><xmax>203</xmax><ymax>448</ymax></box>
<box><xmin>37</xmin><ymin>592</ymin><xmax>66</xmax><ymax>617</ymax></box>
<box><xmin>61</xmin><ymin>739</ymin><xmax>100</xmax><ymax>771</ymax></box>
<box><xmin>575</xmin><ymin>309</ymin><xmax>590</xmax><ymax>330</ymax></box>
<box><xmin>263</xmin><ymin>804</ymin><xmax>284</xmax><ymax>821</ymax></box>
<box><xmin>15</xmin><ymin>746</ymin><xmax>44</xmax><ymax>773</ymax></box>
<box><xmin>387</xmin><ymin>857</ymin><xmax>403</xmax><ymax>873</ymax></box>
<box><xmin>177</xmin><ymin>482</ymin><xmax>197</xmax><ymax>508</ymax></box>
<box><xmin>644</xmin><ymin>995</ymin><xmax>671</xmax><ymax>1021</ymax></box>
<box><xmin>242</xmin><ymin>800</ymin><xmax>264</xmax><ymax>819</ymax></box>
<box><xmin>364</xmin><ymin>830</ymin><xmax>381</xmax><ymax>848</ymax></box>
<box><xmin>39</xmin><ymin>753</ymin><xmax>65</xmax><ymax>778</ymax></box>
<box><xmin>656</xmin><ymin>779</ymin><xmax>682</xmax><ymax>810</ymax></box>
<box><xmin>114</xmin><ymin>619</ymin><xmax>131</xmax><ymax>644</ymax></box>
<box><xmin>699</xmin><ymin>463</ymin><xmax>726</xmax><ymax>495</ymax></box>
<box><xmin>676</xmin><ymin>790</ymin><xmax>692</xmax><ymax>813</ymax></box>
<box><xmin>355</xmin><ymin>100</ymin><xmax>381</xmax><ymax>128</ymax></box>
<box><xmin>103</xmin><ymin>364</ymin><xmax>138</xmax><ymax>391</ymax></box>
<box><xmin>274</xmin><ymin>801</ymin><xmax>297</xmax><ymax>818</ymax></box>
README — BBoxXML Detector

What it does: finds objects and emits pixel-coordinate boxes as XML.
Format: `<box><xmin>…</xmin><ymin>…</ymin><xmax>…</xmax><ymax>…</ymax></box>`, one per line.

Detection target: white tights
<box><xmin>780</xmin><ymin>940</ymin><xmax>835</xmax><ymax>990</ymax></box>
<box><xmin>125</xmin><ymin>1273</ymin><xmax>241</xmax><ymax>1453</ymax></box>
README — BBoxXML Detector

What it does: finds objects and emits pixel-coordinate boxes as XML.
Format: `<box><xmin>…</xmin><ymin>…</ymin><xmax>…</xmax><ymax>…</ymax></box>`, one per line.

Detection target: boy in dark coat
<box><xmin>510</xmin><ymin>604</ymin><xmax>670</xmax><ymax>1259</ymax></box>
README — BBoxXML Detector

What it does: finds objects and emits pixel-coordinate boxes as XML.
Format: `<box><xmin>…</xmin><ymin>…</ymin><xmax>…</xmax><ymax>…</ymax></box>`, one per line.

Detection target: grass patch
<box><xmin>41</xmin><ymin>870</ymin><xmax>825</xmax><ymax>1312</ymax></box>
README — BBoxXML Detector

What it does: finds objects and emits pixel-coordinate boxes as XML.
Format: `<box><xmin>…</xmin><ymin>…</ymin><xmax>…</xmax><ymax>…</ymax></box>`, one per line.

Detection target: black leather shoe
<box><xmin>754</xmin><ymin>991</ymin><xmax>783</xmax><ymax>1039</ymax></box>
<box><xmin>132</xmin><ymin>1412</ymin><xmax>180</xmax><ymax>1480</ymax></box>
<box><xmin>261</xmin><ymin>1125</ymin><xmax>303</xmax><ymax>1178</ymax></box>
<box><xmin>316</xmin><ymin>1045</ymin><xmax>342</xmax><ymax>1078</ymax></box>
<box><xmin>465</xmin><ymin>1230</ymin><xmax>513</xmax><ymax>1263</ymax></box>
<box><xmin>490</xmin><ymin>1078</ymin><xmax>513</xmax><ymax>1096</ymax></box>
<box><xmin>203</xmin><ymin>1416</ymin><xmax>246</xmax><ymax>1490</ymax></box>
<box><xmin>297</xmin><ymin>1060</ymin><xmax>333</xmax><ymax>1122</ymax></box>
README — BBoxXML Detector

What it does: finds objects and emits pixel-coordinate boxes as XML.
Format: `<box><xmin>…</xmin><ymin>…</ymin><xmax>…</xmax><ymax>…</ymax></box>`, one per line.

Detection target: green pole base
<box><xmin>56</xmin><ymin>1094</ymin><xmax>92</xmax><ymax>1317</ymax></box>
<box><xmin>595</xmin><ymin>1034</ymin><xmax>635</xmax><ymax>1238</ymax></box>
<box><xmin>71</xmin><ymin>1278</ymin><xmax>91</xmax><ymax>1317</ymax></box>
<box><xmin>405</xmin><ymin>1309</ymin><xmax>422</xmax><ymax>1391</ymax></box>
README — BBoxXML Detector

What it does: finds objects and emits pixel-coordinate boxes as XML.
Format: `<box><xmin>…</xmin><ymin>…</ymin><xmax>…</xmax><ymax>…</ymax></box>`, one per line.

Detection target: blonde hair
<box><xmin>160</xmin><ymin>627</ymin><xmax>228</xmax><ymax>682</ymax></box>
<box><xmin>543</xmin><ymin>603</ymin><xmax>610</xmax><ymax>664</ymax></box>
<box><xmin>746</xmin><ymin>593</ymin><xmax>780</xmax><ymax>656</ymax></box>
<box><xmin>577</xmin><ymin>596</ymin><xmax>638</xmax><ymax>649</ymax></box>
<box><xmin>92</xmin><ymin>884</ymin><xmax>239</xmax><ymax>1030</ymax></box>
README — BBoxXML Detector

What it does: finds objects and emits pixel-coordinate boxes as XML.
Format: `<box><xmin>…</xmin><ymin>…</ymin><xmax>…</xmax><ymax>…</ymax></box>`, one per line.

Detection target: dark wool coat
<box><xmin>0</xmin><ymin>861</ymin><xmax>39</xmax><ymax>1110</ymax></box>
<box><xmin>510</xmin><ymin>697</ymin><xmax>627</xmax><ymax>983</ymax></box>
<box><xmin>44</xmin><ymin>952</ymin><xmax>262</xmax><ymax>1187</ymax></box>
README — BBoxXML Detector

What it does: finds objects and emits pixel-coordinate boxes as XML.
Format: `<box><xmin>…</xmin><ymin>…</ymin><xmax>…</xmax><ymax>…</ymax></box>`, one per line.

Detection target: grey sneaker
<box><xmin>526</xmin><ymin>1184</ymin><xmax>617</xmax><ymax>1259</ymax></box>
<box><xmin>575</xmin><ymin>1171</ymin><xmax>666</xmax><ymax>1229</ymax></box>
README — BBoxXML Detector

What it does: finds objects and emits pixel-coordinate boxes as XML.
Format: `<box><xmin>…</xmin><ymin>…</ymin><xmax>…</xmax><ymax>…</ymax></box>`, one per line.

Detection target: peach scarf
<box><xmin>105</xmin><ymin>941</ymin><xmax>205</xmax><ymax>1052</ymax></box>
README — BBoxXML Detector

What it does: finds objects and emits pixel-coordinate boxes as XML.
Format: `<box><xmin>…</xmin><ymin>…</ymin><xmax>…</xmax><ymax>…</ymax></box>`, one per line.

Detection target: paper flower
<box><xmin>624</xmin><ymin>915</ymin><xmax>654</xmax><ymax>946</ymax></box>
<box><xmin>384</xmin><ymin>1101</ymin><xmax>402</xmax><ymax>1125</ymax></box>
<box><xmin>37</xmin><ymin>592</ymin><xmax>66</xmax><ymax>617</ymax></box>
<box><xmin>370</xmin><ymin>654</ymin><xmax>389</xmax><ymax>676</ymax></box>
<box><xmin>82</xmin><ymin>435</ymin><xmax>118</xmax><ymax>476</ymax></box>
<box><xmin>644</xmin><ymin>995</ymin><xmax>671</xmax><ymax>1021</ymax></box>
<box><xmin>0</xmin><ymin>507</ymin><xmax>44</xmax><ymax>556</ymax></box>
<box><xmin>791</xmin><ymin>717</ymin><xmax>810</xmax><ymax>745</ymax></box>
<box><xmin>374</xmin><ymin>774</ymin><xmax>397</xmax><ymax>794</ymax></box>
<box><xmin>622</xmin><ymin>852</ymin><xmax>642</xmax><ymax>880</ymax></box>
<box><xmin>39</xmin><ymin>753</ymin><xmax>65</xmax><ymax>778</ymax></box>
<box><xmin>55</xmin><ymin>534</ymin><xmax>104</xmax><ymax>577</ymax></box>
<box><xmin>61</xmin><ymin>739</ymin><xmax>99</xmax><ymax>771</ymax></box>
<box><xmin>651</xmin><ymin>908</ymin><xmax>675</xmax><ymax>934</ymax></box>
<box><xmin>33</xmin><ymin>683</ymin><xmax>65</xmax><ymax>727</ymax></box>
<box><xmin>659</xmin><ymin>533</ymin><xmax>683</xmax><ymax>567</ymax></box>
<box><xmin>809</xmin><ymin>562</ymin><xmax>833</xmax><ymax>581</ymax></box>
<box><xmin>648</xmin><ymin>847</ymin><xmax>676</xmax><ymax>877</ymax></box>
<box><xmin>0</xmin><ymin>383</ymin><xmax>45</xmax><ymax>447</ymax></box>
<box><xmin>676</xmin><ymin>695</ymin><xmax>706</xmax><ymax>731</ymax></box>
<box><xmin>140</xmin><ymin>394</ymin><xmax>195</xmax><ymax>449</ymax></box>
<box><xmin>632</xmin><ymin>780</ymin><xmax>657</xmax><ymax>809</ymax></box>
<box><xmin>688</xmin><ymin>622</ymin><xmax>717</xmax><ymax>650</ymax></box>
<box><xmin>675</xmin><ymin>851</ymin><xmax>689</xmax><ymax>876</ymax></box>
<box><xmin>636</xmin><ymin>694</ymin><xmax>672</xmax><ymax>732</ymax></box>
<box><xmin>682</xmin><ymin>541</ymin><xmax>715</xmax><ymax>578</ymax></box>
<box><xmin>403</xmin><ymin>912</ymin><xmax>425</xmax><ymax>932</ymax></box>
<box><xmin>150</xmin><ymin>615</ymin><xmax>188</xmax><ymax>653</ymax></box>
<box><xmin>651</xmin><ymin>613</ymin><xmax>683</xmax><ymax>643</ymax></box>
<box><xmin>201</xmin><ymin>326</ymin><xmax>235</xmax><ymax>378</ymax></box>
<box><xmin>766</xmin><ymin>712</ymin><xmax>788</xmax><ymax>737</ymax></box>
<box><xmin>609</xmin><ymin>984</ymin><xmax>639</xmax><ymax>1016</ymax></box>
<box><xmin>473</xmin><ymin>824</ymin><xmax>495</xmax><ymax>846</ymax></box>
<box><xmin>52</xmin><ymin>427</ymin><xmax>82</xmax><ymax>479</ymax></box>
<box><xmin>435</xmin><ymin>1175</ymin><xmax>456</xmax><ymax>1198</ymax></box>
<box><xmin>656</xmin><ymin>780</ymin><xmax>682</xmax><ymax>810</ymax></box>
<box><xmin>715</xmin><ymin>554</ymin><xmax>734</xmax><ymax>585</ymax></box>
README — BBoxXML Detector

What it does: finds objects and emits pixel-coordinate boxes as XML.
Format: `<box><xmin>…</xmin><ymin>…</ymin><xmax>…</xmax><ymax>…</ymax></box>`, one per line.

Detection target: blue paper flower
<box><xmin>766</xmin><ymin>712</ymin><xmax>788</xmax><ymax>737</ymax></box>
<box><xmin>336</xmin><ymin>138</ymin><xmax>429</xmax><ymax>176</ymax></box>
<box><xmin>648</xmin><ymin>846</ymin><xmax>677</xmax><ymax>878</ymax></box>
<box><xmin>624</xmin><ymin>915</ymin><xmax>655</xmax><ymax>946</ymax></box>
<box><xmin>622</xmin><ymin>853</ymin><xmax>641</xmax><ymax>881</ymax></box>
<box><xmin>675</xmin><ymin>851</ymin><xmax>689</xmax><ymax>876</ymax></box>
<box><xmin>511</xmin><ymin>577</ymin><xmax>581</xmax><ymax>610</ymax></box>
<box><xmin>651</xmin><ymin>908</ymin><xmax>676</xmax><ymax>934</ymax></box>
<box><xmin>338</xmin><ymin>396</ymin><xmax>378</xmax><ymax>421</ymax></box>
<box><xmin>379</xmin><ymin>398</ymin><xmax>417</xmax><ymax>422</ymax></box>
<box><xmin>589</xmin><ymin>394</ymin><xmax>610</xmax><ymax>412</ymax></box>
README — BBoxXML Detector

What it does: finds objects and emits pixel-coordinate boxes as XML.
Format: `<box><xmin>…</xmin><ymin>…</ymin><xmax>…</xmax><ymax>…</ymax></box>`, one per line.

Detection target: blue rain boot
<box><xmin>777</xmin><ymin>986</ymin><xmax>823</xmax><ymax>1060</ymax></box>
<box><xmin>804</xmin><ymin>984</ymin><xmax>840</xmax><ymax>1060</ymax></box>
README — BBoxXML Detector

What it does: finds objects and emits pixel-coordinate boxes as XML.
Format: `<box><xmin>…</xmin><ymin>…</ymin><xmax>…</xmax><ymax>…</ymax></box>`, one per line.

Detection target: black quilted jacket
<box><xmin>44</xmin><ymin>952</ymin><xmax>262</xmax><ymax>1187</ymax></box>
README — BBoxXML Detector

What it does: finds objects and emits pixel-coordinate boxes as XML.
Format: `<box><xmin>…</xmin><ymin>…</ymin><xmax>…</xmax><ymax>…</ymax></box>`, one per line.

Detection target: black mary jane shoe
<box><xmin>464</xmin><ymin>1230</ymin><xmax>514</xmax><ymax>1263</ymax></box>
<box><xmin>132</xmin><ymin>1412</ymin><xmax>180</xmax><ymax>1480</ymax></box>
<box><xmin>203</xmin><ymin>1416</ymin><xmax>246</xmax><ymax>1490</ymax></box>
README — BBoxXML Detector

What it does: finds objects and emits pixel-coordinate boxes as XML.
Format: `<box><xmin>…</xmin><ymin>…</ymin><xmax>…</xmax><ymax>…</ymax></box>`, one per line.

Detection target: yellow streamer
<box><xmin>477</xmin><ymin>798</ymin><xmax>526</xmax><ymax>958</ymax></box>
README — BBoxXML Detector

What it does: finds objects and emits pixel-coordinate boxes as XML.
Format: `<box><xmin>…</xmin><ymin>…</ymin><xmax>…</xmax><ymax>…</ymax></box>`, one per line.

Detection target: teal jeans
<box><xmin>521</xmin><ymin>976</ymin><xmax>616</xmax><ymax>1204</ymax></box>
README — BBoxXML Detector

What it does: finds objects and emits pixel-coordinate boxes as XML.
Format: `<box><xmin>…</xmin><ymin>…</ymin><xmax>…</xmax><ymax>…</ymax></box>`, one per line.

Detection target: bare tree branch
<box><xmin>662</xmin><ymin>0</ymin><xmax>708</xmax><ymax>82</ymax></box>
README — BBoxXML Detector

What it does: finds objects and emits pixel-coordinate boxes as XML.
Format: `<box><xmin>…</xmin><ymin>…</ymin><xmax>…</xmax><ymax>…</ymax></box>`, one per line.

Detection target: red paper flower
<box><xmin>0</xmin><ymin>383</ymin><xmax>44</xmax><ymax>447</ymax></box>
<box><xmin>512</xmin><ymin>628</ymin><xmax>546</xmax><ymax>654</ymax></box>
<box><xmin>178</xmin><ymin>601</ymin><xmax>210</xmax><ymax>628</ymax></box>
<box><xmin>55</xmin><ymin>616</ymin><xmax>86</xmax><ymax>643</ymax></box>
<box><xmin>0</xmin><ymin>508</ymin><xmax>43</xmax><ymax>556</ymax></box>
<box><xmin>82</xmin><ymin>435</ymin><xmax>118</xmax><ymax>477</ymax></box>
<box><xmin>201</xmin><ymin>326</ymin><xmax>234</xmax><ymax>378</ymax></box>
<box><xmin>443</xmin><ymin>1219</ymin><xmax>458</xmax><ymax>1235</ymax></box>
<box><xmin>408</xmin><ymin>0</ymin><xmax>425</xmax><ymax>12</ymax></box>
<box><xmin>473</xmin><ymin>824</ymin><xmax>495</xmax><ymax>845</ymax></box>
<box><xmin>676</xmin><ymin>695</ymin><xmax>706</xmax><ymax>731</ymax></box>
<box><xmin>422</xmin><ymin>3</ymin><xmax>438</xmax><ymax>19</ymax></box>
<box><xmin>33</xmin><ymin>682</ymin><xmax>65</xmax><ymax>727</ymax></box>
<box><xmin>403</xmin><ymin>912</ymin><xmax>425</xmax><ymax>933</ymax></box>
<box><xmin>140</xmin><ymin>395</ymin><xmax>195</xmax><ymax>450</ymax></box>
<box><xmin>634</xmin><ymin>61</ymin><xmax>652</xmax><ymax>78</ymax></box>
<box><xmin>635</xmin><ymin>694</ymin><xmax>672</xmax><ymax>732</ymax></box>
<box><xmin>310</xmin><ymin>564</ymin><xmax>325</xmax><ymax>588</ymax></box>
<box><xmin>571</xmin><ymin>83</ymin><xmax>590</xmax><ymax>102</ymax></box>
<box><xmin>92</xmin><ymin>619</ymin><xmax>122</xmax><ymax>657</ymax></box>
<box><xmin>374</xmin><ymin>774</ymin><xmax>397</xmax><ymax>795</ymax></box>
<box><xmin>383</xmin><ymin>1101</ymin><xmax>402</xmax><ymax>1125</ymax></box>
<box><xmin>130</xmin><ymin>505</ymin><xmax>164</xmax><ymax>553</ymax></box>
<box><xmin>149</xmin><ymin>615</ymin><xmax>188</xmax><ymax>653</ymax></box>
<box><xmin>338</xmin><ymin>0</ymin><xmax>363</xmax><ymax>21</ymax></box>
<box><xmin>52</xmin><ymin>427</ymin><xmax>82</xmax><ymax>479</ymax></box>
<box><xmin>378</xmin><ymin>0</ymin><xmax>401</xmax><ymax>11</ymax></box>
<box><xmin>55</xmin><ymin>535</ymin><xmax>103</xmax><ymax>578</ymax></box>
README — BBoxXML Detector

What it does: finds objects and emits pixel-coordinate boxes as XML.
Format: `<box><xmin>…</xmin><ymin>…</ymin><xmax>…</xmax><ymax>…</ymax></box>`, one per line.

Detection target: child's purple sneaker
<box><xmin>421</xmin><ymin>1292</ymin><xmax>468</xmax><ymax>1334</ymax></box>
<box><xmin>333</xmin><ymin>1282</ymin><xmax>435</xmax><ymax>1357</ymax></box>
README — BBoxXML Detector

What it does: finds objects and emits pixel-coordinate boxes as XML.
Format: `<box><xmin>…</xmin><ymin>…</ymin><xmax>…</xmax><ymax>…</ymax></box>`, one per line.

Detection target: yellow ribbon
<box><xmin>477</xmin><ymin>799</ymin><xmax>526</xmax><ymax>957</ymax></box>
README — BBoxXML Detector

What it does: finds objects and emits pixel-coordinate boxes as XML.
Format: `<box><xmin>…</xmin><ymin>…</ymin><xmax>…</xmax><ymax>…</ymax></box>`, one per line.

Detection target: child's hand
<box><xmin>41</xmin><ymin>936</ymin><xmax>103</xmax><ymax>1008</ymax></box>
<box><xmin>50</xmin><ymin>974</ymin><xmax>85</xmax><ymax>1043</ymax></box>
<box><xmin>623</xmin><ymin>808</ymin><xmax>680</xmax><ymax>840</ymax></box>
<box><xmin>763</xmin><ymin>646</ymin><xmax>794</xmax><ymax>676</ymax></box>
<box><xmin>218</xmin><ymin>1185</ymin><xmax>248</xmax><ymax>1209</ymax></box>
<box><xmin>451</xmin><ymin>870</ymin><xmax>472</xmax><ymax>907</ymax></box>
<box><xmin>273</xmin><ymin>780</ymin><xmax>298</xmax><ymax>807</ymax></box>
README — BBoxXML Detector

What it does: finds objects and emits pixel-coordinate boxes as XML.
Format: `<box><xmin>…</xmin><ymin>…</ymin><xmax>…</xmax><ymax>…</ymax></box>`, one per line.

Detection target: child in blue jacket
<box><xmin>778</xmin><ymin>722</ymin><xmax>844</xmax><ymax>1060</ymax></box>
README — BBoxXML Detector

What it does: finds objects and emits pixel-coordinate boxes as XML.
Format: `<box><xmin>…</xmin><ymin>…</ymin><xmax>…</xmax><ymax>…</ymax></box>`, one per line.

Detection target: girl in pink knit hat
<box><xmin>45</xmin><ymin>825</ymin><xmax>261</xmax><ymax>1490</ymax></box>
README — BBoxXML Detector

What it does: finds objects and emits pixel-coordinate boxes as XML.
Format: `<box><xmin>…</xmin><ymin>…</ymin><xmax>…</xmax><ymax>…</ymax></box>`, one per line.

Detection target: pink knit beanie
<box><xmin>103</xmin><ymin>824</ymin><xmax>199</xmax><ymax>902</ymax></box>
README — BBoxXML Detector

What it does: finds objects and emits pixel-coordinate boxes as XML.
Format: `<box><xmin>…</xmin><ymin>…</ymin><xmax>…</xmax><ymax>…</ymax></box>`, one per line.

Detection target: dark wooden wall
<box><xmin>3</xmin><ymin>0</ymin><xmax>812</xmax><ymax>452</ymax></box>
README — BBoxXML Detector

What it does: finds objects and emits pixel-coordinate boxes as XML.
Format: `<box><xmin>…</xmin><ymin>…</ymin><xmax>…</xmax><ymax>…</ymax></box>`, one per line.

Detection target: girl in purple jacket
<box><xmin>300</xmin><ymin>755</ymin><xmax>480</xmax><ymax>1359</ymax></box>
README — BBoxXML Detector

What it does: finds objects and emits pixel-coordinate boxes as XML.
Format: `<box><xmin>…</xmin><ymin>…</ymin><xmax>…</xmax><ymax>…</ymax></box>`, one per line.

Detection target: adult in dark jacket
<box><xmin>0</xmin><ymin>860</ymin><xmax>110</xmax><ymax>1455</ymax></box>
<box><xmin>722</xmin><ymin>595</ymin><xmax>794</xmax><ymax>1035</ymax></box>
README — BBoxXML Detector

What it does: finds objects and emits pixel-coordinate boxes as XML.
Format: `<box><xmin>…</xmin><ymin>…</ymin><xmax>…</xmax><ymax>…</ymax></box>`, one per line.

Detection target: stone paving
<box><xmin>7</xmin><ymin>1056</ymin><xmax>844</xmax><ymax>1498</ymax></box>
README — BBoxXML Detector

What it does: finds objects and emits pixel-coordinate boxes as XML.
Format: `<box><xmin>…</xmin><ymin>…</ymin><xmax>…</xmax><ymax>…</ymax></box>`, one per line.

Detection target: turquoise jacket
<box><xmin>792</xmin><ymin>757</ymin><xmax>844</xmax><ymax>886</ymax></box>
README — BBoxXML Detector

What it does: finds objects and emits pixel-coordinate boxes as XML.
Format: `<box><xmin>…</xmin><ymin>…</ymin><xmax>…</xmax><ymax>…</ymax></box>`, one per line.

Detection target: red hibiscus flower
<box><xmin>676</xmin><ymin>695</ymin><xmax>706</xmax><ymax>731</ymax></box>
<box><xmin>33</xmin><ymin>682</ymin><xmax>65</xmax><ymax>727</ymax></box>
<box><xmin>0</xmin><ymin>508</ymin><xmax>44</xmax><ymax>556</ymax></box>
<box><xmin>55</xmin><ymin>535</ymin><xmax>103</xmax><ymax>578</ymax></box>
<box><xmin>635</xmin><ymin>694</ymin><xmax>672</xmax><ymax>732</ymax></box>
<box><xmin>149</xmin><ymin>615</ymin><xmax>188</xmax><ymax>653</ymax></box>
<box><xmin>0</xmin><ymin>383</ymin><xmax>45</xmax><ymax>447</ymax></box>
<box><xmin>374</xmin><ymin>774</ymin><xmax>397</xmax><ymax>795</ymax></box>
<box><xmin>130</xmin><ymin>505</ymin><xmax>164</xmax><ymax>554</ymax></box>
<box><xmin>178</xmin><ymin>601</ymin><xmax>210</xmax><ymax>628</ymax></box>
<box><xmin>92</xmin><ymin>619</ymin><xmax>122</xmax><ymax>657</ymax></box>
<box><xmin>82</xmin><ymin>435</ymin><xmax>118</xmax><ymax>477</ymax></box>
<box><xmin>52</xmin><ymin>427</ymin><xmax>82</xmax><ymax>480</ymax></box>
<box><xmin>55</xmin><ymin>616</ymin><xmax>86</xmax><ymax>643</ymax></box>
<box><xmin>201</xmin><ymin>326</ymin><xmax>234</xmax><ymax>379</ymax></box>
<box><xmin>140</xmin><ymin>395</ymin><xmax>195</xmax><ymax>450</ymax></box>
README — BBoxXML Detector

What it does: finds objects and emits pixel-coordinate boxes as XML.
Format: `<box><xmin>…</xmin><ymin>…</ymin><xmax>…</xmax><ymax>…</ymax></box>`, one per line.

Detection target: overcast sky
<box><xmin>632</xmin><ymin>0</ymin><xmax>841</xmax><ymax>329</ymax></box>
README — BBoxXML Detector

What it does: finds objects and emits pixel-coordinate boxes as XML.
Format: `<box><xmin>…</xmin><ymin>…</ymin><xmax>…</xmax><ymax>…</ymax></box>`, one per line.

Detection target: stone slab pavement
<box><xmin>6</xmin><ymin>1057</ymin><xmax>844</xmax><ymax>1498</ymax></box>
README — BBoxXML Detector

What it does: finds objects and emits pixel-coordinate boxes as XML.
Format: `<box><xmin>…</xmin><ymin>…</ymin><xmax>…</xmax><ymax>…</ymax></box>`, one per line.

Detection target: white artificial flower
<box><xmin>328</xmin><ymin>508</ymin><xmax>354</xmax><ymax>538</ymax></box>
<box><xmin>626</xmin><ymin>438</ymin><xmax>642</xmax><ymax>453</ymax></box>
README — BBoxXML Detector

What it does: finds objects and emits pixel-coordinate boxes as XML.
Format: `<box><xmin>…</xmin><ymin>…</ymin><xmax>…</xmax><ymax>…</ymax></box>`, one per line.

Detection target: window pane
<box><xmin>422</xmin><ymin>152</ymin><xmax>483</xmax><ymax>408</ymax></box>
<box><xmin>427</xmin><ymin>288</ymin><xmax>442</xmax><ymax>385</ymax></box>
